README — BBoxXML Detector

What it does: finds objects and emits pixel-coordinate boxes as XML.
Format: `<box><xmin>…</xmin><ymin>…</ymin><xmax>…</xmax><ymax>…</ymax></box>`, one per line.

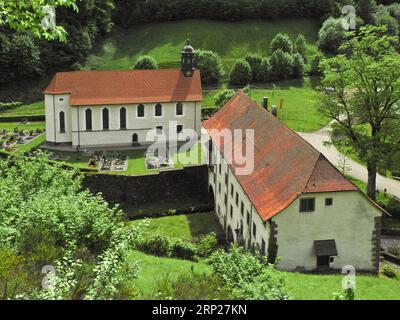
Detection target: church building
<box><xmin>43</xmin><ymin>41</ymin><xmax>202</xmax><ymax>148</ymax></box>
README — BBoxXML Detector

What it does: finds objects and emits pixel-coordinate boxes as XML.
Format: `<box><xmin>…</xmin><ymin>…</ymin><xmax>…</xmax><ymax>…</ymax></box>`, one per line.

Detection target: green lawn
<box><xmin>128</xmin><ymin>212</ymin><xmax>400</xmax><ymax>300</ymax></box>
<box><xmin>86</xmin><ymin>19</ymin><xmax>319</xmax><ymax>72</ymax></box>
<box><xmin>127</xmin><ymin>250</ymin><xmax>211</xmax><ymax>298</ymax></box>
<box><xmin>130</xmin><ymin>212</ymin><xmax>223</xmax><ymax>241</ymax></box>
<box><xmin>0</xmin><ymin>121</ymin><xmax>45</xmax><ymax>132</ymax></box>
<box><xmin>204</xmin><ymin>77</ymin><xmax>328</xmax><ymax>132</ymax></box>
<box><xmin>127</xmin><ymin>249</ymin><xmax>400</xmax><ymax>300</ymax></box>
<box><xmin>347</xmin><ymin>175</ymin><xmax>391</xmax><ymax>206</ymax></box>
<box><xmin>284</xmin><ymin>272</ymin><xmax>400</xmax><ymax>300</ymax></box>
<box><xmin>0</xmin><ymin>101</ymin><xmax>45</xmax><ymax>117</ymax></box>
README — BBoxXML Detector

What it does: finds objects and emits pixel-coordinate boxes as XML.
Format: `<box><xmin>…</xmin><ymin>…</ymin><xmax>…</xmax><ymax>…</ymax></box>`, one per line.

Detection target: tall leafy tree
<box><xmin>0</xmin><ymin>0</ymin><xmax>78</xmax><ymax>41</ymax></box>
<box><xmin>357</xmin><ymin>0</ymin><xmax>378</xmax><ymax>25</ymax></box>
<box><xmin>319</xmin><ymin>26</ymin><xmax>400</xmax><ymax>200</ymax></box>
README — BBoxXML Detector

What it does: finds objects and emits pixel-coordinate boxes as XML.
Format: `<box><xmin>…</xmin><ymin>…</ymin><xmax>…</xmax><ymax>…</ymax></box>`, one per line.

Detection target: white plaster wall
<box><xmin>45</xmin><ymin>94</ymin><xmax>72</xmax><ymax>143</ymax></box>
<box><xmin>45</xmin><ymin>94</ymin><xmax>202</xmax><ymax>147</ymax></box>
<box><xmin>208</xmin><ymin>140</ymin><xmax>269</xmax><ymax>254</ymax></box>
<box><xmin>274</xmin><ymin>192</ymin><xmax>381</xmax><ymax>272</ymax></box>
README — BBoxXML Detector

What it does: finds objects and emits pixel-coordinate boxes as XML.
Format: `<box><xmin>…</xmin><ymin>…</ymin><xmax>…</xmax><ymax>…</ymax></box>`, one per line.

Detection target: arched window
<box><xmin>85</xmin><ymin>109</ymin><xmax>92</xmax><ymax>131</ymax></box>
<box><xmin>155</xmin><ymin>103</ymin><xmax>162</xmax><ymax>117</ymax></box>
<box><xmin>132</xmin><ymin>133</ymin><xmax>138</xmax><ymax>143</ymax></box>
<box><xmin>176</xmin><ymin>102</ymin><xmax>183</xmax><ymax>116</ymax></box>
<box><xmin>59</xmin><ymin>111</ymin><xmax>65</xmax><ymax>133</ymax></box>
<box><xmin>137</xmin><ymin>104</ymin><xmax>145</xmax><ymax>118</ymax></box>
<box><xmin>102</xmin><ymin>108</ymin><xmax>109</xmax><ymax>130</ymax></box>
<box><xmin>120</xmin><ymin>107</ymin><xmax>127</xmax><ymax>130</ymax></box>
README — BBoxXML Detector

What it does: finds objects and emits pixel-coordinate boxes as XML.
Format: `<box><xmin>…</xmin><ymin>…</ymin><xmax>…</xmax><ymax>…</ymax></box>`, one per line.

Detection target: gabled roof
<box><xmin>43</xmin><ymin>69</ymin><xmax>203</xmax><ymax>106</ymax></box>
<box><xmin>203</xmin><ymin>90</ymin><xmax>359</xmax><ymax>221</ymax></box>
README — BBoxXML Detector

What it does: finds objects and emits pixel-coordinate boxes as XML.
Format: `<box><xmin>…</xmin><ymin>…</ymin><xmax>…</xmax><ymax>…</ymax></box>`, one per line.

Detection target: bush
<box><xmin>195</xmin><ymin>49</ymin><xmax>224</xmax><ymax>84</ymax></box>
<box><xmin>261</xmin><ymin>58</ymin><xmax>272</xmax><ymax>81</ymax></box>
<box><xmin>310</xmin><ymin>53</ymin><xmax>323</xmax><ymax>76</ymax></box>
<box><xmin>209</xmin><ymin>245</ymin><xmax>288</xmax><ymax>300</ymax></box>
<box><xmin>377</xmin><ymin>13</ymin><xmax>399</xmax><ymax>36</ymax></box>
<box><xmin>382</xmin><ymin>264</ymin><xmax>397</xmax><ymax>278</ymax></box>
<box><xmin>133</xmin><ymin>56</ymin><xmax>158</xmax><ymax>70</ymax></box>
<box><xmin>269</xmin><ymin>49</ymin><xmax>293</xmax><ymax>80</ymax></box>
<box><xmin>291</xmin><ymin>53</ymin><xmax>306</xmax><ymax>78</ymax></box>
<box><xmin>139</xmin><ymin>234</ymin><xmax>170</xmax><ymax>257</ymax></box>
<box><xmin>245</xmin><ymin>54</ymin><xmax>264</xmax><ymax>82</ymax></box>
<box><xmin>270</xmin><ymin>33</ymin><xmax>293</xmax><ymax>54</ymax></box>
<box><xmin>171</xmin><ymin>240</ymin><xmax>198</xmax><ymax>261</ymax></box>
<box><xmin>386</xmin><ymin>198</ymin><xmax>400</xmax><ymax>220</ymax></box>
<box><xmin>229</xmin><ymin>59</ymin><xmax>252</xmax><ymax>85</ymax></box>
<box><xmin>214</xmin><ymin>89</ymin><xmax>235</xmax><ymax>108</ymax></box>
<box><xmin>318</xmin><ymin>17</ymin><xmax>345</xmax><ymax>53</ymax></box>
<box><xmin>295</xmin><ymin>34</ymin><xmax>307</xmax><ymax>58</ymax></box>
<box><xmin>197</xmin><ymin>232</ymin><xmax>218</xmax><ymax>257</ymax></box>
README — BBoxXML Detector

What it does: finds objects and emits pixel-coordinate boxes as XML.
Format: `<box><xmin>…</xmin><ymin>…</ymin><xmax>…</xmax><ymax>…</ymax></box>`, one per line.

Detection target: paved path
<box><xmin>297</xmin><ymin>125</ymin><xmax>400</xmax><ymax>199</ymax></box>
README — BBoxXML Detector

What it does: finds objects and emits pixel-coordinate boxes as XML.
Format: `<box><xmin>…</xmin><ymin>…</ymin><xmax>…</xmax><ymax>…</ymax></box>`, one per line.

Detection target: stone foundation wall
<box><xmin>83</xmin><ymin>165</ymin><xmax>209</xmax><ymax>206</ymax></box>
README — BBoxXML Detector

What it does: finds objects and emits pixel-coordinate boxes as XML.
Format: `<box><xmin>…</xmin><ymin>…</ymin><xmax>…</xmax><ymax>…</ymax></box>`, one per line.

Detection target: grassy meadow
<box><xmin>86</xmin><ymin>19</ymin><xmax>319</xmax><ymax>71</ymax></box>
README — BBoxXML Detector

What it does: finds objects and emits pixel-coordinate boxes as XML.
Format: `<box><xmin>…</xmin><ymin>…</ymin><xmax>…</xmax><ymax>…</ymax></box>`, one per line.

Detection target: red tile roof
<box><xmin>203</xmin><ymin>90</ymin><xmax>359</xmax><ymax>221</ymax></box>
<box><xmin>44</xmin><ymin>69</ymin><xmax>203</xmax><ymax>106</ymax></box>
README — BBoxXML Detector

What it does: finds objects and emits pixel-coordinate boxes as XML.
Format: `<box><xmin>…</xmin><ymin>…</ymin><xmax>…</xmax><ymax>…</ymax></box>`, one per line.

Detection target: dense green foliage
<box><xmin>194</xmin><ymin>49</ymin><xmax>225</xmax><ymax>84</ymax></box>
<box><xmin>318</xmin><ymin>17</ymin><xmax>346</xmax><ymax>53</ymax></box>
<box><xmin>0</xmin><ymin>0</ymin><xmax>78</xmax><ymax>41</ymax></box>
<box><xmin>209</xmin><ymin>245</ymin><xmax>289</xmax><ymax>300</ymax></box>
<box><xmin>229</xmin><ymin>59</ymin><xmax>253</xmax><ymax>85</ymax></box>
<box><xmin>0</xmin><ymin>0</ymin><xmax>114</xmax><ymax>84</ymax></box>
<box><xmin>113</xmin><ymin>0</ymin><xmax>342</xmax><ymax>27</ymax></box>
<box><xmin>319</xmin><ymin>25</ymin><xmax>400</xmax><ymax>199</ymax></box>
<box><xmin>0</xmin><ymin>153</ymin><xmax>142</xmax><ymax>299</ymax></box>
<box><xmin>270</xmin><ymin>33</ymin><xmax>294</xmax><ymax>54</ymax></box>
<box><xmin>133</xmin><ymin>55</ymin><xmax>158</xmax><ymax>70</ymax></box>
<box><xmin>214</xmin><ymin>89</ymin><xmax>236</xmax><ymax>108</ymax></box>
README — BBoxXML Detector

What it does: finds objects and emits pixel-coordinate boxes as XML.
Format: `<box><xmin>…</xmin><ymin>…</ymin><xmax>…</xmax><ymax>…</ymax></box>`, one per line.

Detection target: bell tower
<box><xmin>181</xmin><ymin>39</ymin><xmax>195</xmax><ymax>77</ymax></box>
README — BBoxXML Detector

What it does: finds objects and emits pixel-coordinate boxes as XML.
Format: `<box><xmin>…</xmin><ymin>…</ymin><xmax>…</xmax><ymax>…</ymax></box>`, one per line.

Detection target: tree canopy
<box><xmin>319</xmin><ymin>25</ymin><xmax>400</xmax><ymax>199</ymax></box>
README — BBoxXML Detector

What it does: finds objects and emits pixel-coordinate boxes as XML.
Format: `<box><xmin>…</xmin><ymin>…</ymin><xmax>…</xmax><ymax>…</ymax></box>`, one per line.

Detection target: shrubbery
<box><xmin>171</xmin><ymin>240</ymin><xmax>198</xmax><ymax>261</ymax></box>
<box><xmin>318</xmin><ymin>17</ymin><xmax>346</xmax><ymax>53</ymax></box>
<box><xmin>269</xmin><ymin>49</ymin><xmax>294</xmax><ymax>80</ymax></box>
<box><xmin>0</xmin><ymin>153</ymin><xmax>143</xmax><ymax>299</ymax></box>
<box><xmin>133</xmin><ymin>56</ymin><xmax>158</xmax><ymax>70</ymax></box>
<box><xmin>197</xmin><ymin>232</ymin><xmax>218</xmax><ymax>257</ymax></box>
<box><xmin>208</xmin><ymin>245</ymin><xmax>289</xmax><ymax>300</ymax></box>
<box><xmin>138</xmin><ymin>234</ymin><xmax>170</xmax><ymax>257</ymax></box>
<box><xmin>195</xmin><ymin>49</ymin><xmax>225</xmax><ymax>84</ymax></box>
<box><xmin>229</xmin><ymin>59</ymin><xmax>252</xmax><ymax>85</ymax></box>
<box><xmin>270</xmin><ymin>33</ymin><xmax>294</xmax><ymax>54</ymax></box>
<box><xmin>214</xmin><ymin>89</ymin><xmax>236</xmax><ymax>108</ymax></box>
<box><xmin>382</xmin><ymin>264</ymin><xmax>397</xmax><ymax>278</ymax></box>
<box><xmin>137</xmin><ymin>232</ymin><xmax>218</xmax><ymax>260</ymax></box>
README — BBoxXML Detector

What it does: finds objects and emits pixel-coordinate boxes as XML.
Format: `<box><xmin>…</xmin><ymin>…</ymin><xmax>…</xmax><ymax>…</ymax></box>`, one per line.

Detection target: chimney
<box><xmin>262</xmin><ymin>97</ymin><xmax>269</xmax><ymax>111</ymax></box>
<box><xmin>271</xmin><ymin>105</ymin><xmax>278</xmax><ymax>117</ymax></box>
